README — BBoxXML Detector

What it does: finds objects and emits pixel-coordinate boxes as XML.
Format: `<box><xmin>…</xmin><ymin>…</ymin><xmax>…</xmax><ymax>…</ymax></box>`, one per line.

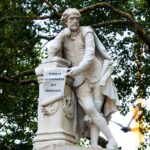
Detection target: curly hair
<box><xmin>61</xmin><ymin>8</ymin><xmax>82</xmax><ymax>26</ymax></box>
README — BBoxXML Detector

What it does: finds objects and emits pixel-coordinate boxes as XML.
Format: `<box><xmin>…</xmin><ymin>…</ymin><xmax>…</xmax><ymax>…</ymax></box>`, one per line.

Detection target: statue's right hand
<box><xmin>66</xmin><ymin>67</ymin><xmax>81</xmax><ymax>77</ymax></box>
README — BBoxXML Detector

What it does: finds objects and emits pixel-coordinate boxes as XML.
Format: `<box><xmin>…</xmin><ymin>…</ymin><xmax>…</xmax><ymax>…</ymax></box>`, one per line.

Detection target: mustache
<box><xmin>71</xmin><ymin>23</ymin><xmax>79</xmax><ymax>26</ymax></box>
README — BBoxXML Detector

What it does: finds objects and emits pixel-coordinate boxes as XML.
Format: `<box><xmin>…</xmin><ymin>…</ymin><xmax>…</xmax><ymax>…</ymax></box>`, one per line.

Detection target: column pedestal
<box><xmin>33</xmin><ymin>57</ymin><xmax>77</xmax><ymax>150</ymax></box>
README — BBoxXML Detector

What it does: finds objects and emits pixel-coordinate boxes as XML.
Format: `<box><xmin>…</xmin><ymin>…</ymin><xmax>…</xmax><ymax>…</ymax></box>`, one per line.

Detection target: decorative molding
<box><xmin>41</xmin><ymin>101</ymin><xmax>60</xmax><ymax>116</ymax></box>
<box><xmin>63</xmin><ymin>95</ymin><xmax>74</xmax><ymax>119</ymax></box>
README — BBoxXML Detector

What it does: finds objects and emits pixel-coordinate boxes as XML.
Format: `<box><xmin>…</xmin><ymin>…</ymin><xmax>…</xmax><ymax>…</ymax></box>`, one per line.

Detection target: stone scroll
<box><xmin>42</xmin><ymin>68</ymin><xmax>67</xmax><ymax>107</ymax></box>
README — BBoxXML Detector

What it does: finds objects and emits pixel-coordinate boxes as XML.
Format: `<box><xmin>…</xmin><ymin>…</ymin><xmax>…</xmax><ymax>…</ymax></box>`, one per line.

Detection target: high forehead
<box><xmin>63</xmin><ymin>8</ymin><xmax>80</xmax><ymax>15</ymax></box>
<box><xmin>68</xmin><ymin>14</ymin><xmax>80</xmax><ymax>18</ymax></box>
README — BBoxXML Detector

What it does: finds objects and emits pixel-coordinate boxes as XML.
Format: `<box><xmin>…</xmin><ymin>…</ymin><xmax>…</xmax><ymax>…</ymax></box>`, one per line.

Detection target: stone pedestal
<box><xmin>33</xmin><ymin>57</ymin><xmax>77</xmax><ymax>150</ymax></box>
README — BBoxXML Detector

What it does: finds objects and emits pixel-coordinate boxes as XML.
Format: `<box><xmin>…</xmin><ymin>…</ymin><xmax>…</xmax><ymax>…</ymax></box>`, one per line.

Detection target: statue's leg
<box><xmin>92</xmin><ymin>114</ymin><xmax>118</xmax><ymax>150</ymax></box>
<box><xmin>76</xmin><ymin>82</ymin><xmax>118</xmax><ymax>150</ymax></box>
<box><xmin>89</xmin><ymin>124</ymin><xmax>101</xmax><ymax>148</ymax></box>
<box><xmin>90</xmin><ymin>83</ymin><xmax>105</xmax><ymax>147</ymax></box>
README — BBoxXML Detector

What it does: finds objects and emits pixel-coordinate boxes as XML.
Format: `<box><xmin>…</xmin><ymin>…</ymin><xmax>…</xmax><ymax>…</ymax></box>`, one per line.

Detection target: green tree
<box><xmin>0</xmin><ymin>0</ymin><xmax>149</xmax><ymax>149</ymax></box>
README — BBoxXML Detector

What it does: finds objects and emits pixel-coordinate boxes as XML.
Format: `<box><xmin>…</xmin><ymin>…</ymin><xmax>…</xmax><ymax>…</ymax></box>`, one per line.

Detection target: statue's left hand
<box><xmin>63</xmin><ymin>28</ymin><xmax>71</xmax><ymax>37</ymax></box>
<box><xmin>66</xmin><ymin>67</ymin><xmax>81</xmax><ymax>77</ymax></box>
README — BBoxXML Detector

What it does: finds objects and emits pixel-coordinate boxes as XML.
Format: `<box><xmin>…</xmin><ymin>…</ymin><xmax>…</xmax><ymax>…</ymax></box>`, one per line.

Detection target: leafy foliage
<box><xmin>0</xmin><ymin>0</ymin><xmax>149</xmax><ymax>149</ymax></box>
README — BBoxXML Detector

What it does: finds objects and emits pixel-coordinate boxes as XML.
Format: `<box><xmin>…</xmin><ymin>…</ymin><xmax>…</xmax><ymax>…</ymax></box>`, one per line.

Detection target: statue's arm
<box><xmin>78</xmin><ymin>32</ymin><xmax>95</xmax><ymax>71</ymax></box>
<box><xmin>47</xmin><ymin>28</ymin><xmax>71</xmax><ymax>58</ymax></box>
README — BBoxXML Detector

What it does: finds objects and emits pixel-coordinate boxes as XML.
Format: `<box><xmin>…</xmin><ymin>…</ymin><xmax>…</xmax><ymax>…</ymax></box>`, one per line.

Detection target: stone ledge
<box><xmin>36</xmin><ymin>145</ymin><xmax>107</xmax><ymax>150</ymax></box>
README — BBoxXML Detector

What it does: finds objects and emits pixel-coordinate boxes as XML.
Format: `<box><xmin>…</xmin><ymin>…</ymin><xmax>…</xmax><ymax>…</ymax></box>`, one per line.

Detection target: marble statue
<box><xmin>34</xmin><ymin>8</ymin><xmax>120</xmax><ymax>150</ymax></box>
<box><xmin>46</xmin><ymin>8</ymin><xmax>120</xmax><ymax>150</ymax></box>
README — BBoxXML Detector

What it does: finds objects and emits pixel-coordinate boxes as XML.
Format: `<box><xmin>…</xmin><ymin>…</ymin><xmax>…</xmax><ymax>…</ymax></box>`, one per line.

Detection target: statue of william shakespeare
<box><xmin>34</xmin><ymin>8</ymin><xmax>120</xmax><ymax>150</ymax></box>
<box><xmin>47</xmin><ymin>8</ymin><xmax>120</xmax><ymax>149</ymax></box>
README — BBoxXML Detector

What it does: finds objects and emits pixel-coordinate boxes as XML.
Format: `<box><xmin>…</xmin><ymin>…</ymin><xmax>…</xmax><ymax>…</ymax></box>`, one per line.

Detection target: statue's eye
<box><xmin>69</xmin><ymin>17</ymin><xmax>74</xmax><ymax>21</ymax></box>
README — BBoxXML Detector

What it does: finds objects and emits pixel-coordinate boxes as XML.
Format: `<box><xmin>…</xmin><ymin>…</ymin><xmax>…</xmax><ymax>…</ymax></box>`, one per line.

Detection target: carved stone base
<box><xmin>33</xmin><ymin>130</ymin><xmax>76</xmax><ymax>150</ymax></box>
<box><xmin>34</xmin><ymin>58</ymin><xmax>77</xmax><ymax>149</ymax></box>
<box><xmin>34</xmin><ymin>145</ymin><xmax>106</xmax><ymax>150</ymax></box>
<box><xmin>33</xmin><ymin>96</ymin><xmax>77</xmax><ymax>149</ymax></box>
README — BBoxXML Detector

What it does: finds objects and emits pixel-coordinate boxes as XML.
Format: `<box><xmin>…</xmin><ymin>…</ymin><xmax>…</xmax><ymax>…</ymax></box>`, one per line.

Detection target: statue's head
<box><xmin>61</xmin><ymin>8</ymin><xmax>81</xmax><ymax>31</ymax></box>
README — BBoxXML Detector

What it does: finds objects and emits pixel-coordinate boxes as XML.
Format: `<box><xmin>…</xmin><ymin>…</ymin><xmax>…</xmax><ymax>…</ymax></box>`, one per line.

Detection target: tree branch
<box><xmin>0</xmin><ymin>16</ymin><xmax>9</xmax><ymax>23</ymax></box>
<box><xmin>14</xmin><ymin>14</ymin><xmax>61</xmax><ymax>20</ymax></box>
<box><xmin>20</xmin><ymin>79</ymin><xmax>38</xmax><ymax>85</ymax></box>
<box><xmin>91</xmin><ymin>20</ymin><xmax>130</xmax><ymax>27</ymax></box>
<box><xmin>79</xmin><ymin>2</ymin><xmax>137</xmax><ymax>23</ymax></box>
<box><xmin>1</xmin><ymin>2</ymin><xmax>149</xmax><ymax>51</ymax></box>
<box><xmin>18</xmin><ymin>70</ymin><xmax>35</xmax><ymax>76</ymax></box>
<box><xmin>0</xmin><ymin>120</ymin><xmax>7</xmax><ymax>129</ymax></box>
<box><xmin>0</xmin><ymin>70</ymin><xmax>37</xmax><ymax>85</ymax></box>
<box><xmin>79</xmin><ymin>2</ymin><xmax>150</xmax><ymax>51</ymax></box>
<box><xmin>0</xmin><ymin>75</ymin><xmax>14</xmax><ymax>83</ymax></box>
<box><xmin>0</xmin><ymin>75</ymin><xmax>37</xmax><ymax>85</ymax></box>
<box><xmin>0</xmin><ymin>13</ymin><xmax>61</xmax><ymax>23</ymax></box>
